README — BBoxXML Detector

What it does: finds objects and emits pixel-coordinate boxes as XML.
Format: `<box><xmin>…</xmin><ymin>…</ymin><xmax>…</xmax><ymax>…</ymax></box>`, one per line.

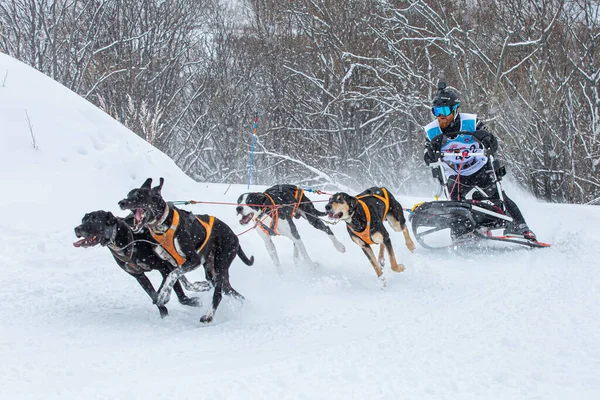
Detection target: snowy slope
<box><xmin>0</xmin><ymin>53</ymin><xmax>599</xmax><ymax>400</ymax></box>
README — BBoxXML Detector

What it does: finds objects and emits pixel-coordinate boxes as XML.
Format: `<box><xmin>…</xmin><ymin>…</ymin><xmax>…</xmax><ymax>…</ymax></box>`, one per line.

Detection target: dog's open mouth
<box><xmin>239</xmin><ymin>213</ymin><xmax>254</xmax><ymax>225</ymax></box>
<box><xmin>73</xmin><ymin>236</ymin><xmax>101</xmax><ymax>248</ymax></box>
<box><xmin>133</xmin><ymin>208</ymin><xmax>145</xmax><ymax>229</ymax></box>
<box><xmin>328</xmin><ymin>211</ymin><xmax>343</xmax><ymax>220</ymax></box>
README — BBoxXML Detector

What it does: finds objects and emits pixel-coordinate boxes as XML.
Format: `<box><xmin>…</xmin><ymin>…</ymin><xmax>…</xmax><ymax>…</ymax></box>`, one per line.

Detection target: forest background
<box><xmin>1</xmin><ymin>0</ymin><xmax>598</xmax><ymax>203</ymax></box>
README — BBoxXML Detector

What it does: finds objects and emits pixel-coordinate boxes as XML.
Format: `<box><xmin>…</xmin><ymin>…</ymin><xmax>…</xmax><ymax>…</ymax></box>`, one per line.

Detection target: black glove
<box><xmin>480</xmin><ymin>136</ymin><xmax>492</xmax><ymax>150</ymax></box>
<box><xmin>472</xmin><ymin>130</ymin><xmax>497</xmax><ymax>153</ymax></box>
<box><xmin>423</xmin><ymin>142</ymin><xmax>440</xmax><ymax>166</ymax></box>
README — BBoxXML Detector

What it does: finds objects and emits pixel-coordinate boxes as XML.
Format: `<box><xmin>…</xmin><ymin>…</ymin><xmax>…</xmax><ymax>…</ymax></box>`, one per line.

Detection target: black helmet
<box><xmin>432</xmin><ymin>82</ymin><xmax>459</xmax><ymax>107</ymax></box>
<box><xmin>431</xmin><ymin>80</ymin><xmax>460</xmax><ymax>117</ymax></box>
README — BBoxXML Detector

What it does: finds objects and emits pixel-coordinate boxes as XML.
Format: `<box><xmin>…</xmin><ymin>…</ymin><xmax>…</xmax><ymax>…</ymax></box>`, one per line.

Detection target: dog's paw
<box><xmin>179</xmin><ymin>277</ymin><xmax>212</xmax><ymax>292</ymax></box>
<box><xmin>378</xmin><ymin>275</ymin><xmax>387</xmax><ymax>289</ymax></box>
<box><xmin>391</xmin><ymin>263</ymin><xmax>405</xmax><ymax>273</ymax></box>
<box><xmin>189</xmin><ymin>281</ymin><xmax>212</xmax><ymax>292</ymax></box>
<box><xmin>200</xmin><ymin>313</ymin><xmax>214</xmax><ymax>324</ymax></box>
<box><xmin>158</xmin><ymin>306</ymin><xmax>169</xmax><ymax>318</ymax></box>
<box><xmin>314</xmin><ymin>262</ymin><xmax>322</xmax><ymax>268</ymax></box>
<box><xmin>335</xmin><ymin>242</ymin><xmax>346</xmax><ymax>253</ymax></box>
<box><xmin>227</xmin><ymin>290</ymin><xmax>245</xmax><ymax>301</ymax></box>
<box><xmin>180</xmin><ymin>296</ymin><xmax>201</xmax><ymax>307</ymax></box>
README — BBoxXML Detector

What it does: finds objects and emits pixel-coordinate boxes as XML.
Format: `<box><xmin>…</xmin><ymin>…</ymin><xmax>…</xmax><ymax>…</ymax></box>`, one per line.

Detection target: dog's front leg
<box><xmin>258</xmin><ymin>229</ymin><xmax>282</xmax><ymax>273</ymax></box>
<box><xmin>304</xmin><ymin>212</ymin><xmax>346</xmax><ymax>253</ymax></box>
<box><xmin>378</xmin><ymin>244</ymin><xmax>386</xmax><ymax>267</ymax></box>
<box><xmin>292</xmin><ymin>239</ymin><xmax>315</xmax><ymax>266</ymax></box>
<box><xmin>155</xmin><ymin>267</ymin><xmax>182</xmax><ymax>306</ymax></box>
<box><xmin>402</xmin><ymin>226</ymin><xmax>416</xmax><ymax>252</ymax></box>
<box><xmin>330</xmin><ymin>235</ymin><xmax>346</xmax><ymax>253</ymax></box>
<box><xmin>200</xmin><ymin>279</ymin><xmax>223</xmax><ymax>324</ymax></box>
<box><xmin>353</xmin><ymin>237</ymin><xmax>385</xmax><ymax>286</ymax></box>
<box><xmin>173</xmin><ymin>282</ymin><xmax>201</xmax><ymax>307</ymax></box>
<box><xmin>155</xmin><ymin>259</ymin><xmax>200</xmax><ymax>306</ymax></box>
<box><xmin>383</xmin><ymin>237</ymin><xmax>405</xmax><ymax>273</ymax></box>
<box><xmin>155</xmin><ymin>267</ymin><xmax>201</xmax><ymax>307</ymax></box>
<box><xmin>386</xmin><ymin>216</ymin><xmax>416</xmax><ymax>253</ymax></box>
<box><xmin>281</xmin><ymin>219</ymin><xmax>316</xmax><ymax>267</ymax></box>
<box><xmin>293</xmin><ymin>244</ymin><xmax>300</xmax><ymax>264</ymax></box>
<box><xmin>156</xmin><ymin>230</ymin><xmax>205</xmax><ymax>306</ymax></box>
<box><xmin>131</xmin><ymin>272</ymin><xmax>169</xmax><ymax>318</ymax></box>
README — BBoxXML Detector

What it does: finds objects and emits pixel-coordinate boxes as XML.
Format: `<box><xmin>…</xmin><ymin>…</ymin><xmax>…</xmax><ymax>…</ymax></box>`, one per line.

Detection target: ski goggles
<box><xmin>432</xmin><ymin>104</ymin><xmax>459</xmax><ymax>117</ymax></box>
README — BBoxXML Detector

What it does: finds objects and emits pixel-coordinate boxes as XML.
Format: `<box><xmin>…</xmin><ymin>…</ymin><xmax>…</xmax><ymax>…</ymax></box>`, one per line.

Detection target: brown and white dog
<box><xmin>325</xmin><ymin>187</ymin><xmax>415</xmax><ymax>285</ymax></box>
<box><xmin>236</xmin><ymin>184</ymin><xmax>345</xmax><ymax>271</ymax></box>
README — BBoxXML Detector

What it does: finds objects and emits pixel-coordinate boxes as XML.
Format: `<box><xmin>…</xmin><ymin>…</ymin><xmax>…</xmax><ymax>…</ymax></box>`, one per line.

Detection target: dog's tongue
<box><xmin>239</xmin><ymin>213</ymin><xmax>254</xmax><ymax>225</ymax></box>
<box><xmin>73</xmin><ymin>238</ymin><xmax>86</xmax><ymax>247</ymax></box>
<box><xmin>328</xmin><ymin>212</ymin><xmax>340</xmax><ymax>219</ymax></box>
<box><xmin>134</xmin><ymin>208</ymin><xmax>144</xmax><ymax>223</ymax></box>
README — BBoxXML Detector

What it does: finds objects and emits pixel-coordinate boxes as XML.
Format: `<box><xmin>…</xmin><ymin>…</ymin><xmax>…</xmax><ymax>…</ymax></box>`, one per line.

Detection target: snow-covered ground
<box><xmin>1</xmin><ymin>53</ymin><xmax>599</xmax><ymax>399</ymax></box>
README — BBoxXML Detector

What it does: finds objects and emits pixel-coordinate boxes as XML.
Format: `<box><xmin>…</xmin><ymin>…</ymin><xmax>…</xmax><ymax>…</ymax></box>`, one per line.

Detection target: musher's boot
<box><xmin>450</xmin><ymin>229</ymin><xmax>477</xmax><ymax>245</ymax></box>
<box><xmin>504</xmin><ymin>222</ymin><xmax>537</xmax><ymax>241</ymax></box>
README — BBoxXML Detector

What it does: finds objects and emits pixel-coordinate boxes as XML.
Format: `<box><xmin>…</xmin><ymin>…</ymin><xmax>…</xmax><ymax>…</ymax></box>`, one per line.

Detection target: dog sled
<box><xmin>409</xmin><ymin>138</ymin><xmax>550</xmax><ymax>250</ymax></box>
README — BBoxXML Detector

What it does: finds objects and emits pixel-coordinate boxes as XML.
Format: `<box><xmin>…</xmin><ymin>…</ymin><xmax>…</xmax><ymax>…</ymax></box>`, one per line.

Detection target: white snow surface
<box><xmin>0</xmin><ymin>53</ymin><xmax>599</xmax><ymax>400</ymax></box>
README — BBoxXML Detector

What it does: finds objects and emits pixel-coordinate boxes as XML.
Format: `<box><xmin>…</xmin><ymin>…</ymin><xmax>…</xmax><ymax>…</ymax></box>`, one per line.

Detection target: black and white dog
<box><xmin>118</xmin><ymin>178</ymin><xmax>254</xmax><ymax>323</ymax></box>
<box><xmin>74</xmin><ymin>210</ymin><xmax>203</xmax><ymax>318</ymax></box>
<box><xmin>325</xmin><ymin>187</ymin><xmax>415</xmax><ymax>286</ymax></box>
<box><xmin>236</xmin><ymin>184</ymin><xmax>345</xmax><ymax>271</ymax></box>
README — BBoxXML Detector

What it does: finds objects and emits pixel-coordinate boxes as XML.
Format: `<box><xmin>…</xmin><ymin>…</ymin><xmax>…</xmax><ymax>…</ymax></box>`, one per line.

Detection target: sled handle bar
<box><xmin>439</xmin><ymin>150</ymin><xmax>487</xmax><ymax>158</ymax></box>
<box><xmin>430</xmin><ymin>152</ymin><xmax>507</xmax><ymax>208</ymax></box>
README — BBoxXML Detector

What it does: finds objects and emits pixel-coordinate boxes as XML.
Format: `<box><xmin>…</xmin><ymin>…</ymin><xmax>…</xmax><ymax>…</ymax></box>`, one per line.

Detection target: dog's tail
<box><xmin>237</xmin><ymin>245</ymin><xmax>254</xmax><ymax>266</ymax></box>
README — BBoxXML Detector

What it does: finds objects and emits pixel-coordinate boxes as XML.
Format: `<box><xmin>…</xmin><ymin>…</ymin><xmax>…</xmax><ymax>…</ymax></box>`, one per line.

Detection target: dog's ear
<box><xmin>257</xmin><ymin>194</ymin><xmax>269</xmax><ymax>206</ymax></box>
<box><xmin>141</xmin><ymin>178</ymin><xmax>152</xmax><ymax>190</ymax></box>
<box><xmin>105</xmin><ymin>212</ymin><xmax>118</xmax><ymax>226</ymax></box>
<box><xmin>348</xmin><ymin>196</ymin><xmax>358</xmax><ymax>211</ymax></box>
<box><xmin>153</xmin><ymin>177</ymin><xmax>164</xmax><ymax>193</ymax></box>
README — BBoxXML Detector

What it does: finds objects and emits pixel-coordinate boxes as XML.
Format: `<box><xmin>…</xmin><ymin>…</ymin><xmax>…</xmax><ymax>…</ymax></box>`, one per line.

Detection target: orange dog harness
<box><xmin>258</xmin><ymin>192</ymin><xmax>279</xmax><ymax>236</ymax></box>
<box><xmin>258</xmin><ymin>187</ymin><xmax>305</xmax><ymax>236</ymax></box>
<box><xmin>290</xmin><ymin>187</ymin><xmax>304</xmax><ymax>217</ymax></box>
<box><xmin>349</xmin><ymin>188</ymin><xmax>390</xmax><ymax>245</ymax></box>
<box><xmin>151</xmin><ymin>209</ymin><xmax>214</xmax><ymax>266</ymax></box>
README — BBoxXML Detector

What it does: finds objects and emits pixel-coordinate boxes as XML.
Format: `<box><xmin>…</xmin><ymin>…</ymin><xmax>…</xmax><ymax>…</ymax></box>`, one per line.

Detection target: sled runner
<box><xmin>409</xmin><ymin>136</ymin><xmax>550</xmax><ymax>250</ymax></box>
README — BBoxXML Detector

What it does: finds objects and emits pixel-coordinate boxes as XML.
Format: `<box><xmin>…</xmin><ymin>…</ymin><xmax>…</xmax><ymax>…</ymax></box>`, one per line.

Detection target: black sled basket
<box><xmin>409</xmin><ymin>200</ymin><xmax>509</xmax><ymax>249</ymax></box>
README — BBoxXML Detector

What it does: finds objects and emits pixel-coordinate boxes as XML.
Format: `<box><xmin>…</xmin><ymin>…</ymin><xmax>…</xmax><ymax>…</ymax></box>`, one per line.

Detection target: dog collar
<box><xmin>107</xmin><ymin>221</ymin><xmax>137</xmax><ymax>269</ymax></box>
<box><xmin>156</xmin><ymin>203</ymin><xmax>170</xmax><ymax>226</ymax></box>
<box><xmin>148</xmin><ymin>203</ymin><xmax>171</xmax><ymax>232</ymax></box>
<box><xmin>109</xmin><ymin>223</ymin><xmax>118</xmax><ymax>243</ymax></box>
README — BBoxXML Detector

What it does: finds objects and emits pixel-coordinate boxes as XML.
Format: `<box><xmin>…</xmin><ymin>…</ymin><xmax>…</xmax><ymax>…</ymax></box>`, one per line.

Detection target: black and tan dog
<box><xmin>118</xmin><ymin>178</ymin><xmax>254</xmax><ymax>323</ymax></box>
<box><xmin>236</xmin><ymin>184</ymin><xmax>345</xmax><ymax>271</ymax></box>
<box><xmin>74</xmin><ymin>210</ymin><xmax>204</xmax><ymax>318</ymax></box>
<box><xmin>325</xmin><ymin>187</ymin><xmax>415</xmax><ymax>285</ymax></box>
